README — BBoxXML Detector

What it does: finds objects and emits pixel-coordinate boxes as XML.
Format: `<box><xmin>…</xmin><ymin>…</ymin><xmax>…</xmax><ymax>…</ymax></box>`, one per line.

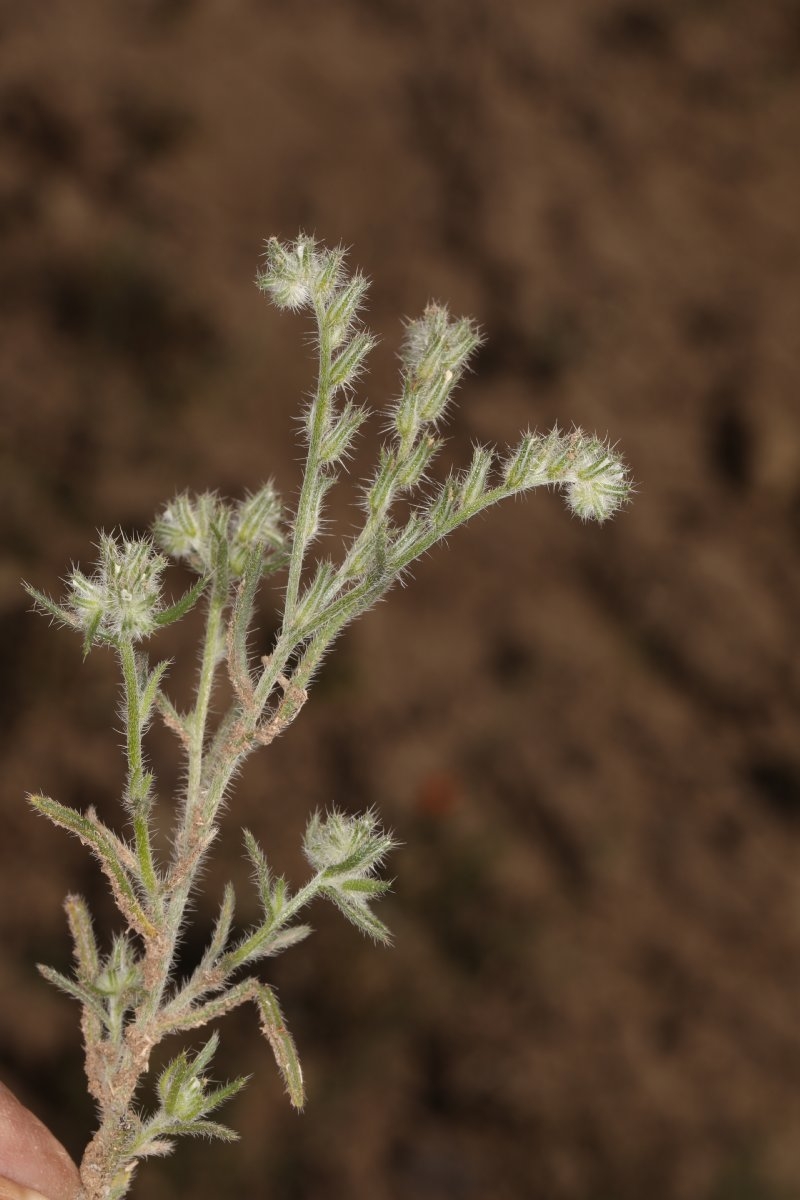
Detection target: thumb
<box><xmin>0</xmin><ymin>1082</ymin><xmax>81</xmax><ymax>1200</ymax></box>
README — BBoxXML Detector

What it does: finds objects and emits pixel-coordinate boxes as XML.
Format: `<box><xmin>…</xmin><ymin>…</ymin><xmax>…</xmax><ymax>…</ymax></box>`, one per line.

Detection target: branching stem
<box><xmin>24</xmin><ymin>234</ymin><xmax>630</xmax><ymax>1200</ymax></box>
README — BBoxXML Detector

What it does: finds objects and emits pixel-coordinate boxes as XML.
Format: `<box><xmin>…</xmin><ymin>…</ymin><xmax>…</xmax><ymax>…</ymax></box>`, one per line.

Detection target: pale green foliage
<box><xmin>304</xmin><ymin>809</ymin><xmax>397</xmax><ymax>944</ymax></box>
<box><xmin>23</xmin><ymin>234</ymin><xmax>631</xmax><ymax>1200</ymax></box>
<box><xmin>154</xmin><ymin>486</ymin><xmax>285</xmax><ymax>578</ymax></box>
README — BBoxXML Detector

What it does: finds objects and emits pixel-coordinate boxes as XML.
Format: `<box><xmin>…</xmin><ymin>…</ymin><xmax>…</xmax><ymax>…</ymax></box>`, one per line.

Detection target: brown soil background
<box><xmin>1</xmin><ymin>2</ymin><xmax>799</xmax><ymax>1198</ymax></box>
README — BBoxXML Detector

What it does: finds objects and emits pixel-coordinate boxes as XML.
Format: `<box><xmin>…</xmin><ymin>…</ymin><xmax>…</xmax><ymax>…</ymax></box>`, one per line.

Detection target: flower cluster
<box><xmin>68</xmin><ymin>534</ymin><xmax>168</xmax><ymax>644</ymax></box>
<box><xmin>154</xmin><ymin>485</ymin><xmax>285</xmax><ymax>578</ymax></box>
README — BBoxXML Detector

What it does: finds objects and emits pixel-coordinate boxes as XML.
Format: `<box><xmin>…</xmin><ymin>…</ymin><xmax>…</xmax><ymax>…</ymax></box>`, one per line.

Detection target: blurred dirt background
<box><xmin>1</xmin><ymin>2</ymin><xmax>799</xmax><ymax>1198</ymax></box>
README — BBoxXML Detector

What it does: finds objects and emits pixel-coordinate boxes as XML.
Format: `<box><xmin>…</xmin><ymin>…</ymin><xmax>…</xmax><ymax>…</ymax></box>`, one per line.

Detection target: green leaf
<box><xmin>459</xmin><ymin>444</ymin><xmax>493</xmax><ymax>510</ymax></box>
<box><xmin>328</xmin><ymin>330</ymin><xmax>376</xmax><ymax>391</ymax></box>
<box><xmin>157</xmin><ymin>1052</ymin><xmax>190</xmax><ymax>1113</ymax></box>
<box><xmin>37</xmin><ymin>964</ymin><xmax>108</xmax><ymax>1026</ymax></box>
<box><xmin>427</xmin><ymin>474</ymin><xmax>459</xmax><ymax>530</ymax></box>
<box><xmin>322</xmin><ymin>888</ymin><xmax>393</xmax><ymax>945</ymax></box>
<box><xmin>23</xmin><ymin>582</ymin><xmax>79</xmax><ymax>630</ymax></box>
<box><xmin>199</xmin><ymin>1075</ymin><xmax>249</xmax><ymax>1117</ymax></box>
<box><xmin>205</xmin><ymin>883</ymin><xmax>236</xmax><ymax>968</ymax></box>
<box><xmin>192</xmin><ymin>1030</ymin><xmax>220</xmax><ymax>1077</ymax></box>
<box><xmin>170</xmin><ymin>978</ymin><xmax>257</xmax><ymax>1031</ymax></box>
<box><xmin>323</xmin><ymin>272</ymin><xmax>369</xmax><ymax>345</ymax></box>
<box><xmin>227</xmin><ymin>549</ymin><xmax>263</xmax><ymax>698</ymax></box>
<box><xmin>366</xmin><ymin>447</ymin><xmax>399</xmax><ymax>520</ymax></box>
<box><xmin>269</xmin><ymin>875</ymin><xmax>288</xmax><ymax>920</ymax></box>
<box><xmin>395</xmin><ymin>434</ymin><xmax>441</xmax><ymax>491</ymax></box>
<box><xmin>242</xmin><ymin>829</ymin><xmax>270</xmax><ymax>907</ymax></box>
<box><xmin>318</xmin><ymin>401</ymin><xmax>369</xmax><ymax>465</ymax></box>
<box><xmin>140</xmin><ymin>660</ymin><xmax>171</xmax><ymax>726</ymax></box>
<box><xmin>326</xmin><ymin>890</ymin><xmax>393</xmax><ymax>944</ymax></box>
<box><xmin>183</xmin><ymin>1120</ymin><xmax>239</xmax><ymax>1143</ymax></box>
<box><xmin>29</xmin><ymin>794</ymin><xmax>157</xmax><ymax>939</ymax></box>
<box><xmin>255</xmin><ymin>985</ymin><xmax>305</xmax><ymax>1109</ymax></box>
<box><xmin>64</xmin><ymin>894</ymin><xmax>100</xmax><ymax>982</ymax></box>
<box><xmin>337</xmin><ymin>877</ymin><xmax>392</xmax><ymax>898</ymax></box>
<box><xmin>292</xmin><ymin>559</ymin><xmax>339</xmax><ymax>635</ymax></box>
<box><xmin>155</xmin><ymin>575</ymin><xmax>209</xmax><ymax>628</ymax></box>
<box><xmin>81</xmin><ymin>605</ymin><xmax>106</xmax><ymax>658</ymax></box>
<box><xmin>262</xmin><ymin>924</ymin><xmax>313</xmax><ymax>955</ymax></box>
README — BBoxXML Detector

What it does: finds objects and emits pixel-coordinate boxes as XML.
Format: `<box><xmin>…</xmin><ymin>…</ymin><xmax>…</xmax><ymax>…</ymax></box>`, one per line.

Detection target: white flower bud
<box><xmin>67</xmin><ymin>534</ymin><xmax>168</xmax><ymax>643</ymax></box>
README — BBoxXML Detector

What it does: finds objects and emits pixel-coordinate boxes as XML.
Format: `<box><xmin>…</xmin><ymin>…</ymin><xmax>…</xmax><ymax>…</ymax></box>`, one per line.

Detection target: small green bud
<box><xmin>393</xmin><ymin>382</ymin><xmax>420</xmax><ymax>445</ymax></box>
<box><xmin>458</xmin><ymin>444</ymin><xmax>493</xmax><ymax>510</ymax></box>
<box><xmin>230</xmin><ymin>484</ymin><xmax>284</xmax><ymax>573</ymax></box>
<box><xmin>297</xmin><ymin>471</ymin><xmax>336</xmax><ymax>546</ymax></box>
<box><xmin>396</xmin><ymin>433</ymin><xmax>440</xmax><ymax>490</ymax></box>
<box><xmin>399</xmin><ymin>304</ymin><xmax>483</xmax><ymax>427</ymax></box>
<box><xmin>318</xmin><ymin>401</ymin><xmax>369</xmax><ymax>466</ymax></box>
<box><xmin>328</xmin><ymin>329</ymin><xmax>376</xmax><ymax>392</ymax></box>
<box><xmin>366</xmin><ymin>448</ymin><xmax>399</xmax><ymax>520</ymax></box>
<box><xmin>95</xmin><ymin>935</ymin><xmax>141</xmax><ymax>1000</ymax></box>
<box><xmin>257</xmin><ymin>235</ymin><xmax>317</xmax><ymax>311</ymax></box>
<box><xmin>292</xmin><ymin>559</ymin><xmax>338</xmax><ymax>635</ymax></box>
<box><xmin>402</xmin><ymin>305</ymin><xmax>482</xmax><ymax>381</ymax></box>
<box><xmin>564</xmin><ymin>436</ymin><xmax>632</xmax><ymax>522</ymax></box>
<box><xmin>427</xmin><ymin>475</ymin><xmax>459</xmax><ymax>529</ymax></box>
<box><xmin>155</xmin><ymin>492</ymin><xmax>230</xmax><ymax>575</ymax></box>
<box><xmin>303</xmin><ymin>808</ymin><xmax>394</xmax><ymax>876</ymax></box>
<box><xmin>304</xmin><ymin>809</ymin><xmax>397</xmax><ymax>945</ymax></box>
<box><xmin>324</xmin><ymin>272</ymin><xmax>370</xmax><ymax>349</ymax></box>
<box><xmin>312</xmin><ymin>245</ymin><xmax>348</xmax><ymax>303</ymax></box>
<box><xmin>389</xmin><ymin>513</ymin><xmax>425</xmax><ymax>567</ymax></box>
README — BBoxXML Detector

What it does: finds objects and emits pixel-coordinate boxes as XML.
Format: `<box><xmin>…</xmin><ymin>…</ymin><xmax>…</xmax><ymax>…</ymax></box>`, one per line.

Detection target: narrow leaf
<box><xmin>30</xmin><ymin>794</ymin><xmax>157</xmax><ymax>938</ymax></box>
<box><xmin>255</xmin><ymin>985</ymin><xmax>305</xmax><ymax>1109</ymax></box>
<box><xmin>200</xmin><ymin>1075</ymin><xmax>249</xmax><ymax>1117</ymax></box>
<box><xmin>135</xmin><ymin>1139</ymin><xmax>175</xmax><ymax>1159</ymax></box>
<box><xmin>37</xmin><ymin>964</ymin><xmax>108</xmax><ymax>1025</ymax></box>
<box><xmin>337</xmin><ymin>877</ymin><xmax>392</xmax><ymax>898</ymax></box>
<box><xmin>227</xmin><ymin>548</ymin><xmax>263</xmax><ymax>699</ymax></box>
<box><xmin>323</xmin><ymin>888</ymin><xmax>393</xmax><ymax>945</ymax></box>
<box><xmin>261</xmin><ymin>924</ymin><xmax>313</xmax><ymax>956</ymax></box>
<box><xmin>328</xmin><ymin>330</ymin><xmax>375</xmax><ymax>391</ymax></box>
<box><xmin>192</xmin><ymin>1030</ymin><xmax>220</xmax><ymax>1076</ymax></box>
<box><xmin>204</xmin><ymin>883</ymin><xmax>236</xmax><ymax>970</ymax></box>
<box><xmin>23</xmin><ymin>582</ymin><xmax>79</xmax><ymax>629</ymax></box>
<box><xmin>182</xmin><ymin>1120</ymin><xmax>239</xmax><ymax>1143</ymax></box>
<box><xmin>81</xmin><ymin>607</ymin><xmax>105</xmax><ymax>658</ymax></box>
<box><xmin>292</xmin><ymin>560</ymin><xmax>338</xmax><ymax>634</ymax></box>
<box><xmin>140</xmin><ymin>660</ymin><xmax>171</xmax><ymax>727</ymax></box>
<box><xmin>173</xmin><ymin>978</ymin><xmax>260</xmax><ymax>1032</ymax></box>
<box><xmin>459</xmin><ymin>445</ymin><xmax>493</xmax><ymax>510</ymax></box>
<box><xmin>156</xmin><ymin>691</ymin><xmax>190</xmax><ymax>744</ymax></box>
<box><xmin>242</xmin><ymin>829</ymin><xmax>270</xmax><ymax>907</ymax></box>
<box><xmin>318</xmin><ymin>401</ymin><xmax>369</xmax><ymax>465</ymax></box>
<box><xmin>64</xmin><ymin>894</ymin><xmax>99</xmax><ymax>982</ymax></box>
<box><xmin>155</xmin><ymin>575</ymin><xmax>209</xmax><ymax>627</ymax></box>
<box><xmin>157</xmin><ymin>1054</ymin><xmax>190</xmax><ymax>1112</ymax></box>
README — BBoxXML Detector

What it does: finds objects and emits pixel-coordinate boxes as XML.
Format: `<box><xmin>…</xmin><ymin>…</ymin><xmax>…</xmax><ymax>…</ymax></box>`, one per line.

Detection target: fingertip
<box><xmin>0</xmin><ymin>1174</ymin><xmax>51</xmax><ymax>1199</ymax></box>
<box><xmin>0</xmin><ymin>1083</ymin><xmax>81</xmax><ymax>1200</ymax></box>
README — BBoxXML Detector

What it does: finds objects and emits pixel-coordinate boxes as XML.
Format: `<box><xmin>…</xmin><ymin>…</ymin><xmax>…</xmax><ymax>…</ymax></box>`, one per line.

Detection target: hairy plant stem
<box><xmin>79</xmin><ymin>598</ymin><xmax>313</xmax><ymax>1199</ymax></box>
<box><xmin>281</xmin><ymin>301</ymin><xmax>332</xmax><ymax>627</ymax></box>
<box><xmin>119</xmin><ymin>640</ymin><xmax>158</xmax><ymax>903</ymax></box>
